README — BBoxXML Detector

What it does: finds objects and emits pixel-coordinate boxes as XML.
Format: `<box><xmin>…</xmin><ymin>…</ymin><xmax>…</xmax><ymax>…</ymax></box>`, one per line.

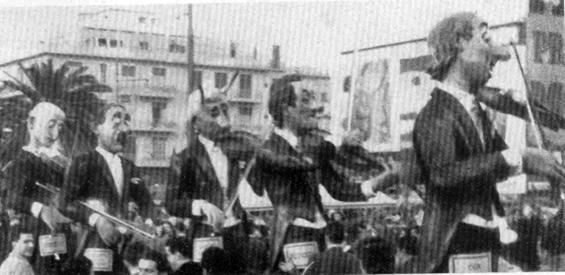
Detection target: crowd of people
<box><xmin>0</xmin><ymin>205</ymin><xmax>422</xmax><ymax>274</ymax></box>
<box><xmin>3</xmin><ymin>10</ymin><xmax>565</xmax><ymax>275</ymax></box>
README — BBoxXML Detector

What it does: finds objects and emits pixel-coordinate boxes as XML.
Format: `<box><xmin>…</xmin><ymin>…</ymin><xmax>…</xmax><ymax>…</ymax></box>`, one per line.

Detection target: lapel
<box><xmin>190</xmin><ymin>140</ymin><xmax>222</xmax><ymax>190</ymax></box>
<box><xmin>433</xmin><ymin>89</ymin><xmax>484</xmax><ymax>154</ymax></box>
<box><xmin>270</xmin><ymin>132</ymin><xmax>300</xmax><ymax>157</ymax></box>
<box><xmin>93</xmin><ymin>151</ymin><xmax>121</xmax><ymax>202</ymax></box>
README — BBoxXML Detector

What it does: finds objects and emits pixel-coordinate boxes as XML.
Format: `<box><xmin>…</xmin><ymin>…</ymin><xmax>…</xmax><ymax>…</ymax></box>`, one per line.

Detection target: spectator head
<box><xmin>201</xmin><ymin>246</ymin><xmax>229</xmax><ymax>275</ymax></box>
<box><xmin>357</xmin><ymin>236</ymin><xmax>395</xmax><ymax>274</ymax></box>
<box><xmin>165</xmin><ymin>237</ymin><xmax>193</xmax><ymax>270</ymax></box>
<box><xmin>138</xmin><ymin>250</ymin><xmax>169</xmax><ymax>275</ymax></box>
<box><xmin>325</xmin><ymin>221</ymin><xmax>345</xmax><ymax>245</ymax></box>
<box><xmin>61</xmin><ymin>255</ymin><xmax>92</xmax><ymax>275</ymax></box>
<box><xmin>27</xmin><ymin>102</ymin><xmax>66</xmax><ymax>149</ymax></box>
<box><xmin>94</xmin><ymin>103</ymin><xmax>131</xmax><ymax>154</ymax></box>
<box><xmin>160</xmin><ymin>221</ymin><xmax>176</xmax><ymax>238</ymax></box>
<box><xmin>9</xmin><ymin>224</ymin><xmax>34</xmax><ymax>259</ymax></box>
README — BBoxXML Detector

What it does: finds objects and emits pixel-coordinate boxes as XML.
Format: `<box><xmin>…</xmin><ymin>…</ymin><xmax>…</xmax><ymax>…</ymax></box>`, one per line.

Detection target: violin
<box><xmin>476</xmin><ymin>86</ymin><xmax>565</xmax><ymax>131</ymax></box>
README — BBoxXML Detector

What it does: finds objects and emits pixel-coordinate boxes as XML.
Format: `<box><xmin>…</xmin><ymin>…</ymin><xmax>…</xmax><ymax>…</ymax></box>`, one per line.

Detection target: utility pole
<box><xmin>187</xmin><ymin>4</ymin><xmax>195</xmax><ymax>100</ymax></box>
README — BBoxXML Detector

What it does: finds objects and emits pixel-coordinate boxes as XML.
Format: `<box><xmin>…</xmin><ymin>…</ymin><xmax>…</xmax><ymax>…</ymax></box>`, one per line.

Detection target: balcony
<box><xmin>116</xmin><ymin>82</ymin><xmax>177</xmax><ymax>100</ymax></box>
<box><xmin>130</xmin><ymin>120</ymin><xmax>178</xmax><ymax>134</ymax></box>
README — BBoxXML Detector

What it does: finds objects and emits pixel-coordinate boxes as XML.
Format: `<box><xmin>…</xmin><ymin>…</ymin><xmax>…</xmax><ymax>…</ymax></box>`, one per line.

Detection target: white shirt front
<box><xmin>198</xmin><ymin>135</ymin><xmax>229</xmax><ymax>191</ymax></box>
<box><xmin>96</xmin><ymin>146</ymin><xmax>124</xmax><ymax>197</ymax></box>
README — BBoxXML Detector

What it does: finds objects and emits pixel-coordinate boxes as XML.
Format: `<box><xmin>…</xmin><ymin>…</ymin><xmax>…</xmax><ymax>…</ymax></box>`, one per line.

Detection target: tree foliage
<box><xmin>0</xmin><ymin>59</ymin><xmax>111</xmax><ymax>165</ymax></box>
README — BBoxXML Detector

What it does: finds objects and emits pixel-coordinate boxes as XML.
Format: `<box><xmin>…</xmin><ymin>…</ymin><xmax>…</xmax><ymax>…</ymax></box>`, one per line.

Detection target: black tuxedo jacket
<box><xmin>304</xmin><ymin>247</ymin><xmax>364</xmax><ymax>275</ymax></box>
<box><xmin>412</xmin><ymin>88</ymin><xmax>514</xmax><ymax>272</ymax></box>
<box><xmin>59</xmin><ymin>150</ymin><xmax>153</xmax><ymax>225</ymax></box>
<box><xmin>166</xmin><ymin>139</ymin><xmax>246</xmax><ymax>220</ymax></box>
<box><xmin>6</xmin><ymin>150</ymin><xmax>63</xmax><ymax>217</ymax></box>
<box><xmin>247</xmin><ymin>133</ymin><xmax>366</xmax><ymax>268</ymax></box>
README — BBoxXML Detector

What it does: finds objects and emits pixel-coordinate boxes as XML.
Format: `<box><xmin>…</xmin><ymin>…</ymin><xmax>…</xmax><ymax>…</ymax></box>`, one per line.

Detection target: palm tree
<box><xmin>0</xmin><ymin>59</ymin><xmax>111</xmax><ymax>165</ymax></box>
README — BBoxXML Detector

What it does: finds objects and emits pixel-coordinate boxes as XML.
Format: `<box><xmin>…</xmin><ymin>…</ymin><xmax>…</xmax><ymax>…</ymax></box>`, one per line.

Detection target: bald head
<box><xmin>27</xmin><ymin>102</ymin><xmax>66</xmax><ymax>148</ymax></box>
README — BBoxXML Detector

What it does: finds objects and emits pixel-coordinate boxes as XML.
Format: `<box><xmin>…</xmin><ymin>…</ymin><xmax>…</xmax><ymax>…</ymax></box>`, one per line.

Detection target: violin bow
<box><xmin>510</xmin><ymin>42</ymin><xmax>544</xmax><ymax>149</ymax></box>
<box><xmin>511</xmin><ymin>42</ymin><xmax>565</xmax><ymax>201</ymax></box>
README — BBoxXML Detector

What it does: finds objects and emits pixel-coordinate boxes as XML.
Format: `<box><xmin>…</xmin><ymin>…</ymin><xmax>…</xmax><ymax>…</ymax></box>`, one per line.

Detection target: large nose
<box><xmin>216</xmin><ymin>113</ymin><xmax>230</xmax><ymax>128</ymax></box>
<box><xmin>119</xmin><ymin>120</ymin><xmax>131</xmax><ymax>133</ymax></box>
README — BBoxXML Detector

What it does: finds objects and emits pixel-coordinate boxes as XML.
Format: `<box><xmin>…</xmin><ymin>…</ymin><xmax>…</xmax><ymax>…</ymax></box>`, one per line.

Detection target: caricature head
<box><xmin>427</xmin><ymin>12</ymin><xmax>511</xmax><ymax>92</ymax></box>
<box><xmin>27</xmin><ymin>102</ymin><xmax>66</xmax><ymax>148</ymax></box>
<box><xmin>94</xmin><ymin>103</ymin><xmax>131</xmax><ymax>154</ymax></box>
<box><xmin>187</xmin><ymin>87</ymin><xmax>231</xmax><ymax>142</ymax></box>
<box><xmin>268</xmin><ymin>74</ymin><xmax>318</xmax><ymax>135</ymax></box>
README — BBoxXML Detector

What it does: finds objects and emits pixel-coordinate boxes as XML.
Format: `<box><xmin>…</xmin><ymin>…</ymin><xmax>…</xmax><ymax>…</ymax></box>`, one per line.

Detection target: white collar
<box><xmin>326</xmin><ymin>243</ymin><xmax>344</xmax><ymax>250</ymax></box>
<box><xmin>273</xmin><ymin>127</ymin><xmax>298</xmax><ymax>148</ymax></box>
<box><xmin>96</xmin><ymin>146</ymin><xmax>120</xmax><ymax>162</ymax></box>
<box><xmin>436</xmin><ymin>81</ymin><xmax>479</xmax><ymax>113</ymax></box>
<box><xmin>22</xmin><ymin>144</ymin><xmax>63</xmax><ymax>159</ymax></box>
<box><xmin>198</xmin><ymin>135</ymin><xmax>218</xmax><ymax>152</ymax></box>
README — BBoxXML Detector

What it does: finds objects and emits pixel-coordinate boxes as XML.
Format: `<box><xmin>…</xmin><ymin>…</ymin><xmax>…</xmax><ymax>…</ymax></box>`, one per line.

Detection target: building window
<box><xmin>110</xmin><ymin>39</ymin><xmax>118</xmax><ymax>48</ymax></box>
<box><xmin>100</xmin><ymin>63</ymin><xmax>107</xmax><ymax>83</ymax></box>
<box><xmin>230</xmin><ymin>42</ymin><xmax>237</xmax><ymax>58</ymax></box>
<box><xmin>98</xmin><ymin>38</ymin><xmax>107</xmax><ymax>47</ymax></box>
<box><xmin>169</xmin><ymin>41</ymin><xmax>186</xmax><ymax>53</ymax></box>
<box><xmin>139</xmin><ymin>17</ymin><xmax>146</xmax><ymax>23</ymax></box>
<box><xmin>119</xmin><ymin>95</ymin><xmax>131</xmax><ymax>103</ymax></box>
<box><xmin>192</xmin><ymin>70</ymin><xmax>202</xmax><ymax>91</ymax></box>
<box><xmin>215</xmin><ymin>72</ymin><xmax>227</xmax><ymax>89</ymax></box>
<box><xmin>239</xmin><ymin>74</ymin><xmax>252</xmax><ymax>98</ymax></box>
<box><xmin>119</xmin><ymin>40</ymin><xmax>124</xmax><ymax>47</ymax></box>
<box><xmin>152</xmin><ymin>67</ymin><xmax>166</xmax><ymax>77</ymax></box>
<box><xmin>152</xmin><ymin>101</ymin><xmax>167</xmax><ymax>125</ymax></box>
<box><xmin>321</xmin><ymin>92</ymin><xmax>329</xmax><ymax>103</ymax></box>
<box><xmin>123</xmin><ymin>136</ymin><xmax>136</xmax><ymax>160</ymax></box>
<box><xmin>121</xmin><ymin>65</ymin><xmax>136</xmax><ymax>77</ymax></box>
<box><xmin>238</xmin><ymin>104</ymin><xmax>253</xmax><ymax>116</ymax></box>
<box><xmin>152</xmin><ymin>137</ymin><xmax>167</xmax><ymax>160</ymax></box>
<box><xmin>139</xmin><ymin>41</ymin><xmax>149</xmax><ymax>50</ymax></box>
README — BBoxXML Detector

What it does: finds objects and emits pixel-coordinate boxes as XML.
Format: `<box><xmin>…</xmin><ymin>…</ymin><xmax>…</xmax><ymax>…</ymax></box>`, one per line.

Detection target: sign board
<box><xmin>193</xmin><ymin>236</ymin><xmax>223</xmax><ymax>263</ymax></box>
<box><xmin>283</xmin><ymin>242</ymin><xmax>319</xmax><ymax>269</ymax></box>
<box><xmin>84</xmin><ymin>248</ymin><xmax>113</xmax><ymax>272</ymax></box>
<box><xmin>526</xmin><ymin>0</ymin><xmax>565</xmax><ymax>149</ymax></box>
<box><xmin>448</xmin><ymin>252</ymin><xmax>492</xmax><ymax>273</ymax></box>
<box><xmin>38</xmin><ymin>234</ymin><xmax>67</xmax><ymax>257</ymax></box>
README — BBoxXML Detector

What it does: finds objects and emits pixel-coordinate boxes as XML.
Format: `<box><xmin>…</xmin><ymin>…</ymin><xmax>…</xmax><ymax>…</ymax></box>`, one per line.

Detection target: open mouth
<box><xmin>116</xmin><ymin>132</ymin><xmax>128</xmax><ymax>146</ymax></box>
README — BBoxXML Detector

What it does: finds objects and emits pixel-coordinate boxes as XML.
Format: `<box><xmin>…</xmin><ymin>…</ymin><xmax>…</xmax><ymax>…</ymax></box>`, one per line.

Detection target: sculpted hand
<box><xmin>196</xmin><ymin>200</ymin><xmax>224</xmax><ymax>231</ymax></box>
<box><xmin>522</xmin><ymin>148</ymin><xmax>565</xmax><ymax>182</ymax></box>
<box><xmin>279</xmin><ymin>261</ymin><xmax>296</xmax><ymax>273</ymax></box>
<box><xmin>95</xmin><ymin>217</ymin><xmax>122</xmax><ymax>247</ymax></box>
<box><xmin>342</xmin><ymin>129</ymin><xmax>364</xmax><ymax>147</ymax></box>
<box><xmin>40</xmin><ymin>206</ymin><xmax>71</xmax><ymax>231</ymax></box>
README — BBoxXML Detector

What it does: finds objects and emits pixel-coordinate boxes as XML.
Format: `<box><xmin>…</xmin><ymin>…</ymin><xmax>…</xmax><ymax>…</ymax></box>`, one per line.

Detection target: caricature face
<box><xmin>194</xmin><ymin>96</ymin><xmax>231</xmax><ymax>141</ymax></box>
<box><xmin>283</xmin><ymin>88</ymin><xmax>319</xmax><ymax>134</ymax></box>
<box><xmin>96</xmin><ymin>106</ymin><xmax>131</xmax><ymax>154</ymax></box>
<box><xmin>28</xmin><ymin>107</ymin><xmax>65</xmax><ymax>148</ymax></box>
<box><xmin>456</xmin><ymin>16</ymin><xmax>496</xmax><ymax>90</ymax></box>
<box><xmin>12</xmin><ymin>233</ymin><xmax>35</xmax><ymax>258</ymax></box>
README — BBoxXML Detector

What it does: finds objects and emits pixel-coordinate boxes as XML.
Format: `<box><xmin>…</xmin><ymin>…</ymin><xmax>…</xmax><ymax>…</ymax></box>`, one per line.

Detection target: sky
<box><xmin>0</xmin><ymin>0</ymin><xmax>529</xmax><ymax>71</ymax></box>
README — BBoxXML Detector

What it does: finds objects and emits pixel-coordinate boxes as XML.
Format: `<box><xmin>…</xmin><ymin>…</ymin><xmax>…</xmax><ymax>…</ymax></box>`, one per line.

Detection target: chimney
<box><xmin>271</xmin><ymin>45</ymin><xmax>280</xmax><ymax>69</ymax></box>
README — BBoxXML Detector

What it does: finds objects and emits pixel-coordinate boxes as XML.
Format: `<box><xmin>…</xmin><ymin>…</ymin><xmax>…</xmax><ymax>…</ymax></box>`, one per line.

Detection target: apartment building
<box><xmin>0</xmin><ymin>9</ymin><xmax>330</xmax><ymax>195</ymax></box>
